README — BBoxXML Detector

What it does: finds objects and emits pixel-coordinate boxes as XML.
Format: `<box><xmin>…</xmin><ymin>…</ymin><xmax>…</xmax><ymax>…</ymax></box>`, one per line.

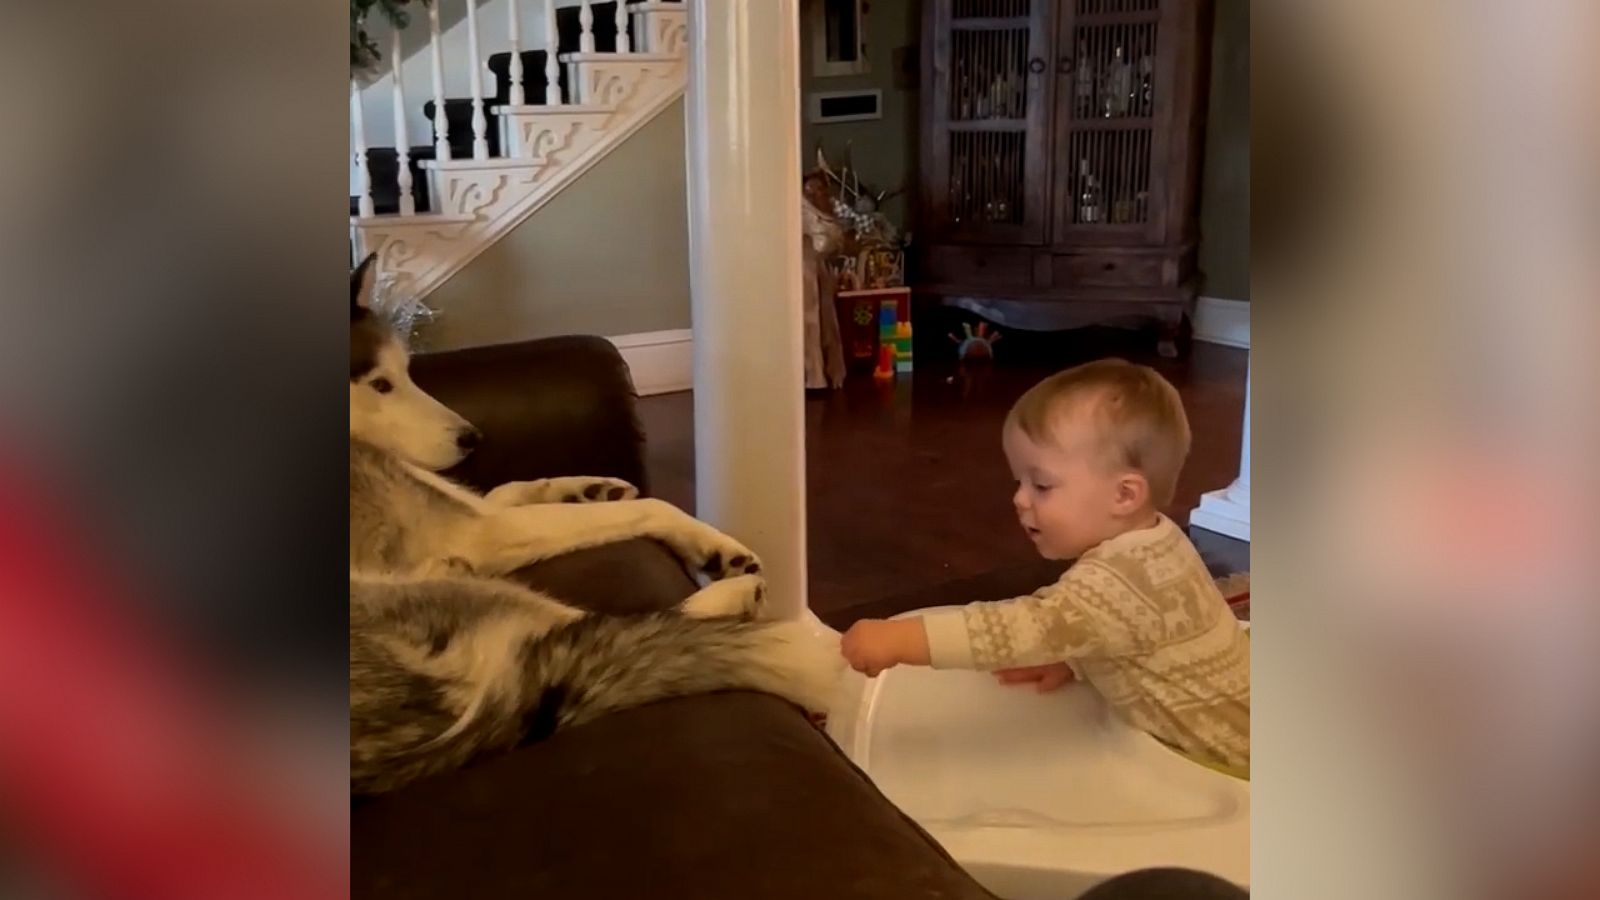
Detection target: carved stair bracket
<box><xmin>629</xmin><ymin>4</ymin><xmax>688</xmax><ymax>56</ymax></box>
<box><xmin>566</xmin><ymin>54</ymin><xmax>680</xmax><ymax>108</ymax></box>
<box><xmin>502</xmin><ymin>108</ymin><xmax>611</xmax><ymax>168</ymax></box>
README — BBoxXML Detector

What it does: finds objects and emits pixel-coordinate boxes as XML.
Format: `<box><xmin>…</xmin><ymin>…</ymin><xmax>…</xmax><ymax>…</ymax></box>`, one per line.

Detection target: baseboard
<box><xmin>1190</xmin><ymin>483</ymin><xmax>1251</xmax><ymax>542</ymax></box>
<box><xmin>609</xmin><ymin>329</ymin><xmax>693</xmax><ymax>396</ymax></box>
<box><xmin>1193</xmin><ymin>296</ymin><xmax>1250</xmax><ymax>349</ymax></box>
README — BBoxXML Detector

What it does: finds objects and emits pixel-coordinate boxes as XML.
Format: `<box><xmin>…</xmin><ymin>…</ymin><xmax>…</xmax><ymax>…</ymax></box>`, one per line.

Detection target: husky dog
<box><xmin>349</xmin><ymin>256</ymin><xmax>840</xmax><ymax>795</ymax></box>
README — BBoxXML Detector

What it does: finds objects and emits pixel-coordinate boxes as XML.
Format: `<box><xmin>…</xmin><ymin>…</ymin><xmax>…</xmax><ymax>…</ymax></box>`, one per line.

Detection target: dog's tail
<box><xmin>354</xmin><ymin>613</ymin><xmax>844</xmax><ymax>794</ymax></box>
<box><xmin>517</xmin><ymin>614</ymin><xmax>844</xmax><ymax>740</ymax></box>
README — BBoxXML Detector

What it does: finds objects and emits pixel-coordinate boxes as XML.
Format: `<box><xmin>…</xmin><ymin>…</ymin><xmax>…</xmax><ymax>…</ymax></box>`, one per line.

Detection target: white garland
<box><xmin>370</xmin><ymin>272</ymin><xmax>439</xmax><ymax>349</ymax></box>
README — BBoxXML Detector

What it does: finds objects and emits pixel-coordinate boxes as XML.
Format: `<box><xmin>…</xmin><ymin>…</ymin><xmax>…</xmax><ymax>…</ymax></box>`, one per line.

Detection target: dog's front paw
<box><xmin>636</xmin><ymin>499</ymin><xmax>763</xmax><ymax>582</ymax></box>
<box><xmin>695</xmin><ymin>539</ymin><xmax>764</xmax><ymax>582</ymax></box>
<box><xmin>485</xmin><ymin>476</ymin><xmax>639</xmax><ymax>506</ymax></box>
<box><xmin>680</xmin><ymin>573</ymin><xmax>766</xmax><ymax>619</ymax></box>
<box><xmin>559</xmin><ymin>477</ymin><xmax>640</xmax><ymax>504</ymax></box>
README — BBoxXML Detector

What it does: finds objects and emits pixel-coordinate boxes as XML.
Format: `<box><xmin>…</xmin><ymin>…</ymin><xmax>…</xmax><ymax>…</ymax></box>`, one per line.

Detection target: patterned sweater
<box><xmin>921</xmin><ymin>515</ymin><xmax>1250</xmax><ymax>771</ymax></box>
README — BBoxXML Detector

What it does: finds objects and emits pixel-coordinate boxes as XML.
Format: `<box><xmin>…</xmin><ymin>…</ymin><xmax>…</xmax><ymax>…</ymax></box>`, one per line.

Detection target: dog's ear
<box><xmin>351</xmin><ymin>253</ymin><xmax>377</xmax><ymax>319</ymax></box>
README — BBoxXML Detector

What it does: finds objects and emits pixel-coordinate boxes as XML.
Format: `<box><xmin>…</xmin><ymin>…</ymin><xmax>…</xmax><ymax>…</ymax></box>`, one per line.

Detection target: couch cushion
<box><xmin>352</xmin><ymin>692</ymin><xmax>1000</xmax><ymax>900</ymax></box>
<box><xmin>509</xmin><ymin>537</ymin><xmax>699</xmax><ymax>615</ymax></box>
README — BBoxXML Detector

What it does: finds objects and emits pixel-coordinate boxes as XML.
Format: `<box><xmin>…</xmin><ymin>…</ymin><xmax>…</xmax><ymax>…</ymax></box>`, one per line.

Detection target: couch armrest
<box><xmin>352</xmin><ymin>693</ymin><xmax>1003</xmax><ymax>900</ymax></box>
<box><xmin>410</xmin><ymin>336</ymin><xmax>649</xmax><ymax>495</ymax></box>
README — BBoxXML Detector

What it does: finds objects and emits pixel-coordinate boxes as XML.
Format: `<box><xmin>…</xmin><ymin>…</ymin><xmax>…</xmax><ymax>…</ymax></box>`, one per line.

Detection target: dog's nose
<box><xmin>456</xmin><ymin>427</ymin><xmax>482</xmax><ymax>452</ymax></box>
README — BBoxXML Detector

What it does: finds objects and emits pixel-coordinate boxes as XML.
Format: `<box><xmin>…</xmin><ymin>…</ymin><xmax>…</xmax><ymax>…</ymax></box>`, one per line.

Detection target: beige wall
<box><xmin>799</xmin><ymin>0</ymin><xmax>922</xmax><ymax>231</ymax></box>
<box><xmin>417</xmin><ymin>98</ymin><xmax>692</xmax><ymax>351</ymax></box>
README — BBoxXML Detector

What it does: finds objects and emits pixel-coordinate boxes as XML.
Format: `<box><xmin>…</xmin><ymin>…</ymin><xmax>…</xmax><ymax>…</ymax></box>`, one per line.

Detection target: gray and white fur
<box><xmin>348</xmin><ymin>256</ymin><xmax>841</xmax><ymax>795</ymax></box>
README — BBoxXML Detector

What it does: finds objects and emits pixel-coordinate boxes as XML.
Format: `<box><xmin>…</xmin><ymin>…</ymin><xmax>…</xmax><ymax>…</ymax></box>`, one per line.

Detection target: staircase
<box><xmin>351</xmin><ymin>0</ymin><xmax>687</xmax><ymax>302</ymax></box>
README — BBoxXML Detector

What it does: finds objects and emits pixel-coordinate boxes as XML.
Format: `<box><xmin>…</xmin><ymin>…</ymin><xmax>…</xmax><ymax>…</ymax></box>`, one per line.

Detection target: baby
<box><xmin>841</xmin><ymin>358</ymin><xmax>1250</xmax><ymax>773</ymax></box>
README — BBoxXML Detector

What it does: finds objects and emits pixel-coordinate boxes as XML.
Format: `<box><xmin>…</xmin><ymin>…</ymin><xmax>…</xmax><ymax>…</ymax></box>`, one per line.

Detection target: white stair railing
<box><xmin>579</xmin><ymin>1</ymin><xmax>595</xmax><ymax>53</ymax></box>
<box><xmin>507</xmin><ymin>0</ymin><xmax>526</xmax><ymax>105</ymax></box>
<box><xmin>427</xmin><ymin>1</ymin><xmax>451</xmax><ymax>160</ymax></box>
<box><xmin>390</xmin><ymin>29</ymin><xmax>416</xmax><ymax>215</ymax></box>
<box><xmin>615</xmin><ymin>0</ymin><xmax>631</xmax><ymax>53</ymax></box>
<box><xmin>355</xmin><ymin>0</ymin><xmax>672</xmax><ymax>213</ymax></box>
<box><xmin>351</xmin><ymin>80</ymin><xmax>375</xmax><ymax>218</ymax></box>
<box><xmin>350</xmin><ymin>0</ymin><xmax>690</xmax><ymax>298</ymax></box>
<box><xmin>543</xmin><ymin>0</ymin><xmax>562</xmax><ymax>106</ymax></box>
<box><xmin>465</xmin><ymin>0</ymin><xmax>490</xmax><ymax>159</ymax></box>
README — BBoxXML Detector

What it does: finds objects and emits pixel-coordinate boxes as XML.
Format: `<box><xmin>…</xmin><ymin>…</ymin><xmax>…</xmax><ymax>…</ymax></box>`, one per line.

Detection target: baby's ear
<box><xmin>1114</xmin><ymin>471</ymin><xmax>1151</xmax><ymax>513</ymax></box>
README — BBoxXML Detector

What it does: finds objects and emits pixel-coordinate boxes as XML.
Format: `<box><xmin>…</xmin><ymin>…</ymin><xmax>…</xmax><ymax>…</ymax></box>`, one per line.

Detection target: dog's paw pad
<box><xmin>582</xmin><ymin>483</ymin><xmax>604</xmax><ymax>500</ymax></box>
<box><xmin>562</xmin><ymin>494</ymin><xmax>581</xmax><ymax>503</ymax></box>
<box><xmin>700</xmin><ymin>552</ymin><xmax>725</xmax><ymax>577</ymax></box>
<box><xmin>728</xmin><ymin>554</ymin><xmax>750</xmax><ymax>570</ymax></box>
<box><xmin>744</xmin><ymin>561</ymin><xmax>761</xmax><ymax>575</ymax></box>
<box><xmin>606</xmin><ymin>486</ymin><xmax>629</xmax><ymax>501</ymax></box>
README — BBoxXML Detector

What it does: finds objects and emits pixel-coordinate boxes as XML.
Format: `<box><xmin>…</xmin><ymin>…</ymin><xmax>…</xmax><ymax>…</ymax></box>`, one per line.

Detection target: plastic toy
<box><xmin>873</xmin><ymin>344</ymin><xmax>896</xmax><ymax>380</ymax></box>
<box><xmin>879</xmin><ymin>301</ymin><xmax>914</xmax><ymax>374</ymax></box>
<box><xmin>949</xmin><ymin>321</ymin><xmax>1002</xmax><ymax>362</ymax></box>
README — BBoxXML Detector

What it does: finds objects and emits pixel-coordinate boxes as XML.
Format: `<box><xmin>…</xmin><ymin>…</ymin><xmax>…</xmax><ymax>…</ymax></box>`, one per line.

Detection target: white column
<box><xmin>507</xmin><ymin>0</ymin><xmax>526</xmax><ymax>105</ymax></box>
<box><xmin>1191</xmin><ymin>359</ymin><xmax>1251</xmax><ymax>541</ymax></box>
<box><xmin>389</xmin><ymin>30</ymin><xmax>416</xmax><ymax>215</ymax></box>
<box><xmin>579</xmin><ymin>1</ymin><xmax>596</xmax><ymax>53</ymax></box>
<box><xmin>614</xmin><ymin>0</ymin><xmax>632</xmax><ymax>53</ymax></box>
<box><xmin>465</xmin><ymin>0</ymin><xmax>491</xmax><ymax>158</ymax></box>
<box><xmin>427</xmin><ymin>1</ymin><xmax>452</xmax><ymax>160</ymax></box>
<box><xmin>543</xmin><ymin>0</ymin><xmax>563</xmax><ymax>105</ymax></box>
<box><xmin>350</xmin><ymin>80</ymin><xmax>375</xmax><ymax>218</ymax></box>
<box><xmin>687</xmin><ymin>0</ymin><xmax>806</xmax><ymax>619</ymax></box>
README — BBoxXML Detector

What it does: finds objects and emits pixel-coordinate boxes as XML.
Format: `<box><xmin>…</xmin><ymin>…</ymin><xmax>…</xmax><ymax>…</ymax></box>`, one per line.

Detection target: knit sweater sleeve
<box><xmin>922</xmin><ymin>561</ymin><xmax>1137</xmax><ymax>670</ymax></box>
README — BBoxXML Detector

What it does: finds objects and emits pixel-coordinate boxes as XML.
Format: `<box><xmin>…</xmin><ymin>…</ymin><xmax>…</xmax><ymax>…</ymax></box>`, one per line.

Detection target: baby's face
<box><xmin>1002</xmin><ymin>422</ymin><xmax>1127</xmax><ymax>560</ymax></box>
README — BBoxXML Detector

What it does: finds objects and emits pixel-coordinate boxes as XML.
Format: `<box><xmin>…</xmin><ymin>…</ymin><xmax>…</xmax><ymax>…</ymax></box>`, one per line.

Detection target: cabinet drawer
<box><xmin>1054</xmin><ymin>255</ymin><xmax>1165</xmax><ymax>288</ymax></box>
<box><xmin>921</xmin><ymin>245</ymin><xmax>1035</xmax><ymax>288</ymax></box>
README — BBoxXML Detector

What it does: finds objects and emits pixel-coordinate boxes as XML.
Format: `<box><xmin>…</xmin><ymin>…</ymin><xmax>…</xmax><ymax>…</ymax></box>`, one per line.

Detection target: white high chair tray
<box><xmin>826</xmin><ymin>610</ymin><xmax>1249</xmax><ymax>899</ymax></box>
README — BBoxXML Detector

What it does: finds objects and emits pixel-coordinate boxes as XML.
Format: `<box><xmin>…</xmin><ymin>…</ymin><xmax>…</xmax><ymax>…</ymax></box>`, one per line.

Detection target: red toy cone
<box><xmin>873</xmin><ymin>343</ymin><xmax>896</xmax><ymax>379</ymax></box>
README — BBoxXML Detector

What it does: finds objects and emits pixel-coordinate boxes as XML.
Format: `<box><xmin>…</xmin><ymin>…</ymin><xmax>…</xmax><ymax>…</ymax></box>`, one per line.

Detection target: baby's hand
<box><xmin>841</xmin><ymin>618</ymin><xmax>925</xmax><ymax>677</ymax></box>
<box><xmin>993</xmin><ymin>662</ymin><xmax>1075</xmax><ymax>692</ymax></box>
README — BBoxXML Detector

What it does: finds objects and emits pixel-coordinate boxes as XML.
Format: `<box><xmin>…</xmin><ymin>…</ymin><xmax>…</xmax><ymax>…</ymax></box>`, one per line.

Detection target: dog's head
<box><xmin>349</xmin><ymin>255</ymin><xmax>481</xmax><ymax>470</ymax></box>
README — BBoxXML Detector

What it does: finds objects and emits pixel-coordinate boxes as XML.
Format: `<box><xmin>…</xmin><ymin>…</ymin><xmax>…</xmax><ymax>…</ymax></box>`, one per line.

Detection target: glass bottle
<box><xmin>1103</xmin><ymin>46</ymin><xmax>1131</xmax><ymax>117</ymax></box>
<box><xmin>1078</xmin><ymin>160</ymin><xmax>1102</xmax><ymax>224</ymax></box>
<box><xmin>1074</xmin><ymin>40</ymin><xmax>1094</xmax><ymax>117</ymax></box>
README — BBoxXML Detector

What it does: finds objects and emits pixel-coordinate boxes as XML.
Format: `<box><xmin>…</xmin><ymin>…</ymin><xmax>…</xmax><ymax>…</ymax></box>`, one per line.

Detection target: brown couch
<box><xmin>351</xmin><ymin>336</ymin><xmax>1245</xmax><ymax>900</ymax></box>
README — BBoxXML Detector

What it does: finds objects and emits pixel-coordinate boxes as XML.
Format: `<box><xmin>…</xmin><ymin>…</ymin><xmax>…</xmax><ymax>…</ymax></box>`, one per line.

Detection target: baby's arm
<box><xmin>840</xmin><ymin>618</ymin><xmax>930</xmax><ymax>676</ymax></box>
<box><xmin>841</xmin><ymin>564</ymin><xmax>1126</xmax><ymax>676</ymax></box>
<box><xmin>936</xmin><ymin>568</ymin><xmax>1128</xmax><ymax>671</ymax></box>
<box><xmin>840</xmin><ymin>615</ymin><xmax>1077</xmax><ymax>689</ymax></box>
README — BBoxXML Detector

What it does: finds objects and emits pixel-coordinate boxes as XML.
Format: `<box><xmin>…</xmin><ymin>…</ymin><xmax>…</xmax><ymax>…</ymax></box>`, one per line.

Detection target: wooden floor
<box><xmin>638</xmin><ymin>328</ymin><xmax>1248</xmax><ymax>629</ymax></box>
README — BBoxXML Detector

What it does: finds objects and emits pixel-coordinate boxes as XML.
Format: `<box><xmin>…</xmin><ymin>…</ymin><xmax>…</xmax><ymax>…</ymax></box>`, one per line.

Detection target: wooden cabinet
<box><xmin>918</xmin><ymin>0</ymin><xmax>1212</xmax><ymax>351</ymax></box>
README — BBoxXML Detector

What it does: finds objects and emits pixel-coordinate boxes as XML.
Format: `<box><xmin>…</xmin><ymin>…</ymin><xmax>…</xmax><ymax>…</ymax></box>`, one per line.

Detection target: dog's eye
<box><xmin>371</xmin><ymin>377</ymin><xmax>394</xmax><ymax>394</ymax></box>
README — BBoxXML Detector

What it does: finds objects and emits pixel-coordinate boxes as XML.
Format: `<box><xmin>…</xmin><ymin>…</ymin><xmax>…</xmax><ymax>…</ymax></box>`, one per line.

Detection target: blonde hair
<box><xmin>1006</xmin><ymin>359</ymin><xmax>1192</xmax><ymax>506</ymax></box>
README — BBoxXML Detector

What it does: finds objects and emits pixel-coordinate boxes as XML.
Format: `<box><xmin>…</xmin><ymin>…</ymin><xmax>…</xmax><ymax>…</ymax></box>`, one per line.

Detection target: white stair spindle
<box><xmin>466</xmin><ymin>0</ymin><xmax>491</xmax><ymax>158</ymax></box>
<box><xmin>351</xmin><ymin>79</ymin><xmax>375</xmax><ymax>218</ymax></box>
<box><xmin>507</xmin><ymin>0</ymin><xmax>526</xmax><ymax>105</ymax></box>
<box><xmin>579</xmin><ymin>1</ymin><xmax>596</xmax><ymax>53</ymax></box>
<box><xmin>614</xmin><ymin>0</ymin><xmax>631</xmax><ymax>53</ymax></box>
<box><xmin>428</xmin><ymin>0</ymin><xmax>451</xmax><ymax>160</ymax></box>
<box><xmin>543</xmin><ymin>0</ymin><xmax>562</xmax><ymax>106</ymax></box>
<box><xmin>390</xmin><ymin>30</ymin><xmax>416</xmax><ymax>215</ymax></box>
